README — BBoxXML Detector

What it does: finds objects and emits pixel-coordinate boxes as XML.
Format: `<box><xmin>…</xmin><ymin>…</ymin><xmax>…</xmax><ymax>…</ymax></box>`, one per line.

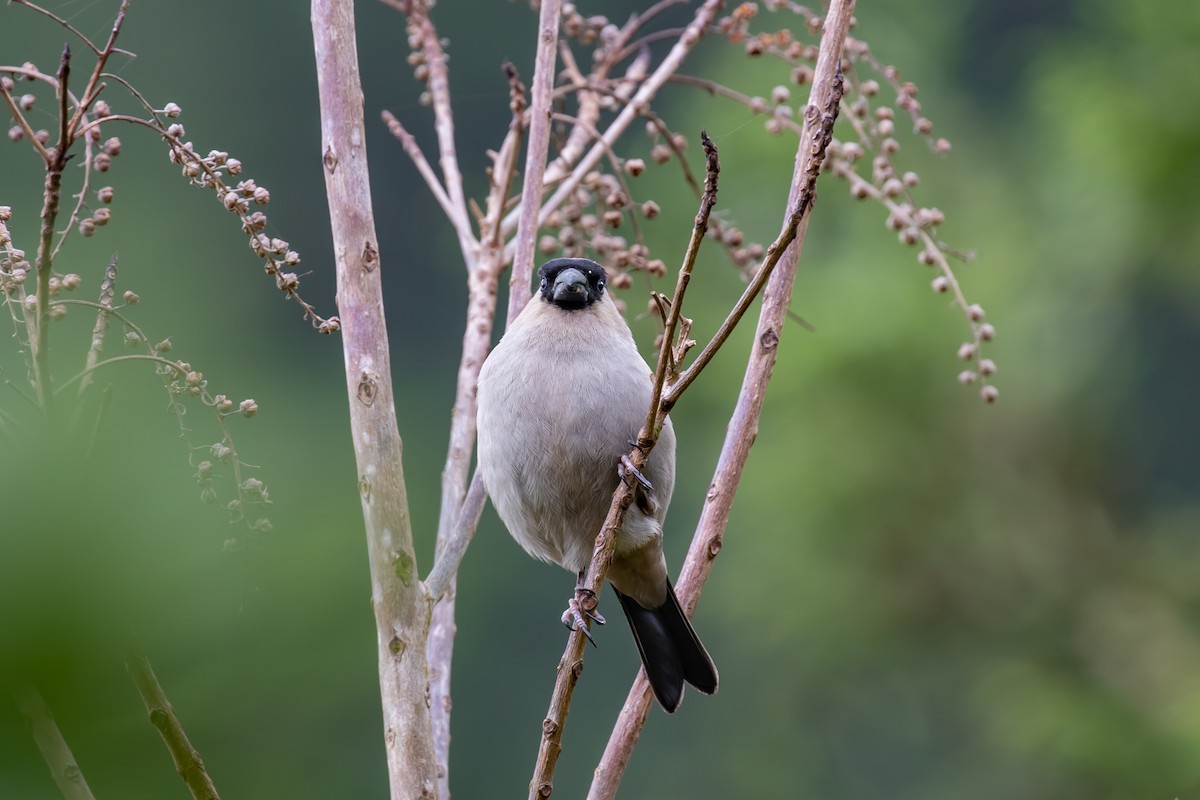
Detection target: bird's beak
<box><xmin>552</xmin><ymin>268</ymin><xmax>590</xmax><ymax>305</ymax></box>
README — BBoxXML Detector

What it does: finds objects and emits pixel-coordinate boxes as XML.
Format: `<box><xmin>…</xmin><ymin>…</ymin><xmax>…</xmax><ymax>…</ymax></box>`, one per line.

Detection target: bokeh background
<box><xmin>3</xmin><ymin>1</ymin><xmax>1199</xmax><ymax>798</ymax></box>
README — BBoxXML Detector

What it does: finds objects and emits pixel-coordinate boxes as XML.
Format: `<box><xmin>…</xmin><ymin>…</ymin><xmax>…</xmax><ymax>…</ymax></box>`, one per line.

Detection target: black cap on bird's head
<box><xmin>538</xmin><ymin>258</ymin><xmax>608</xmax><ymax>311</ymax></box>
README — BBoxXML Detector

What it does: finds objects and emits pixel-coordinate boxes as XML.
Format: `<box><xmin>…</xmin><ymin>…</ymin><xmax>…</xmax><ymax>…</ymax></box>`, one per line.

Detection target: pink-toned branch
<box><xmin>588</xmin><ymin>2</ymin><xmax>856</xmax><ymax>798</ymax></box>
<box><xmin>311</xmin><ymin>1</ymin><xmax>438</xmax><ymax>797</ymax></box>
<box><xmin>529</xmin><ymin>133</ymin><xmax>721</xmax><ymax>800</ymax></box>
<box><xmin>507</xmin><ymin>0</ymin><xmax>562</xmax><ymax>322</ymax></box>
<box><xmin>408</xmin><ymin>0</ymin><xmax>475</xmax><ymax>269</ymax></box>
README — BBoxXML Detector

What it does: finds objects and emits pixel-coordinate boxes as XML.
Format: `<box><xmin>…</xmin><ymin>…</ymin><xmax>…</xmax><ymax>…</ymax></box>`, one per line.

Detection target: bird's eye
<box><xmin>540</xmin><ymin>277</ymin><xmax>548</xmax><ymax>289</ymax></box>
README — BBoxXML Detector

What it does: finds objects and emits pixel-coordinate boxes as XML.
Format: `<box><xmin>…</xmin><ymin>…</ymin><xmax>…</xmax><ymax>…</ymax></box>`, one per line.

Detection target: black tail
<box><xmin>614</xmin><ymin>580</ymin><xmax>718</xmax><ymax>713</ymax></box>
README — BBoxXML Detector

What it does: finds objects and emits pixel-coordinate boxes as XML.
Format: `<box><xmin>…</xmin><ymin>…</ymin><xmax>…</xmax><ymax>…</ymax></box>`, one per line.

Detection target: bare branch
<box><xmin>381</xmin><ymin>110</ymin><xmax>464</xmax><ymax>232</ymax></box>
<box><xmin>77</xmin><ymin>253</ymin><xmax>118</xmax><ymax>398</ymax></box>
<box><xmin>507</xmin><ymin>0</ymin><xmax>562</xmax><ymax>322</ymax></box>
<box><xmin>13</xmin><ymin>687</ymin><xmax>97</xmax><ymax>800</ymax></box>
<box><xmin>423</xmin><ymin>62</ymin><xmax>528</xmax><ymax>797</ymax></box>
<box><xmin>529</xmin><ymin>134</ymin><xmax>723</xmax><ymax>800</ymax></box>
<box><xmin>408</xmin><ymin>0</ymin><xmax>475</xmax><ymax>269</ymax></box>
<box><xmin>501</xmin><ymin>0</ymin><xmax>725</xmax><ymax>249</ymax></box>
<box><xmin>312</xmin><ymin>1</ymin><xmax>439</xmax><ymax>797</ymax></box>
<box><xmin>588</xmin><ymin>4</ymin><xmax>856</xmax><ymax>797</ymax></box>
<box><xmin>125</xmin><ymin>646</ymin><xmax>222</xmax><ymax>800</ymax></box>
<box><xmin>425</xmin><ymin>471</ymin><xmax>487</xmax><ymax>602</ymax></box>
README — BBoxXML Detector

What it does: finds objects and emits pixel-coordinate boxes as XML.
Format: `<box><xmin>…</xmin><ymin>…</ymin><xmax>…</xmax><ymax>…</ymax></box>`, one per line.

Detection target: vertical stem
<box><xmin>311</xmin><ymin>1</ymin><xmax>438</xmax><ymax>797</ymax></box>
<box><xmin>507</xmin><ymin>0</ymin><xmax>562</xmax><ymax>322</ymax></box>
<box><xmin>32</xmin><ymin>45</ymin><xmax>72</xmax><ymax>417</ymax></box>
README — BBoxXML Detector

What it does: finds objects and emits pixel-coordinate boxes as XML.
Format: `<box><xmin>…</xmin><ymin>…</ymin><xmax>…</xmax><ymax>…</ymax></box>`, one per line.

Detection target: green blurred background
<box><xmin>3</xmin><ymin>1</ymin><xmax>1199</xmax><ymax>797</ymax></box>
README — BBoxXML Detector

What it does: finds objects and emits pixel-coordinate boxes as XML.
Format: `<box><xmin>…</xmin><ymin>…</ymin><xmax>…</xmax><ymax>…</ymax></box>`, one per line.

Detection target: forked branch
<box><xmin>589</xmin><ymin>3</ymin><xmax>855</xmax><ymax>798</ymax></box>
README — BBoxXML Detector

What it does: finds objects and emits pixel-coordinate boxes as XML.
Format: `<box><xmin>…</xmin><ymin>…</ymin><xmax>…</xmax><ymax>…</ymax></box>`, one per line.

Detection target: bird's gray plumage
<box><xmin>477</xmin><ymin>258</ymin><xmax>717</xmax><ymax>712</ymax></box>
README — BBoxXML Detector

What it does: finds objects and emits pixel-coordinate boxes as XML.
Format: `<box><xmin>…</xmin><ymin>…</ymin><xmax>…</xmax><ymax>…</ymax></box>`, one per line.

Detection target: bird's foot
<box><xmin>618</xmin><ymin>454</ymin><xmax>653</xmax><ymax>493</ymax></box>
<box><xmin>561</xmin><ymin>588</ymin><xmax>606</xmax><ymax>647</ymax></box>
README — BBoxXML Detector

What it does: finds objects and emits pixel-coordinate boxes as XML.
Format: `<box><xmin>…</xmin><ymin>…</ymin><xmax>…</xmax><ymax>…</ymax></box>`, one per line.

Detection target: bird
<box><xmin>476</xmin><ymin>257</ymin><xmax>717</xmax><ymax>712</ymax></box>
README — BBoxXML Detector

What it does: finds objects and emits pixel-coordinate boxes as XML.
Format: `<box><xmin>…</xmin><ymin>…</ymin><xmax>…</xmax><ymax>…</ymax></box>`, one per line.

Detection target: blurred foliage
<box><xmin>2</xmin><ymin>1</ymin><xmax>1199</xmax><ymax>798</ymax></box>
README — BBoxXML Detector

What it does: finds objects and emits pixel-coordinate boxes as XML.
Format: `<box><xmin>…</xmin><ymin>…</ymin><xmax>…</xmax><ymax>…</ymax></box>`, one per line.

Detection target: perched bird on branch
<box><xmin>477</xmin><ymin>257</ymin><xmax>717</xmax><ymax>712</ymax></box>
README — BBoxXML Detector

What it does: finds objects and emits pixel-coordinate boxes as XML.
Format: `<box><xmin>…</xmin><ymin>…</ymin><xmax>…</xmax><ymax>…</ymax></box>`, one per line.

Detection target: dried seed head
<box><xmin>123</xmin><ymin>290</ymin><xmax>140</xmax><ymax>305</ymax></box>
<box><xmin>603</xmin><ymin>210</ymin><xmax>623</xmax><ymax>229</ymax></box>
<box><xmin>979</xmin><ymin>323</ymin><xmax>995</xmax><ymax>341</ymax></box>
<box><xmin>163</xmin><ymin>102</ymin><xmax>182</xmax><ymax>118</ymax></box>
<box><xmin>49</xmin><ymin>304</ymin><xmax>66</xmax><ymax>320</ymax></box>
<box><xmin>861</xmin><ymin>79</ymin><xmax>879</xmax><ymax>97</ymax></box>
<box><xmin>957</xmin><ymin>342</ymin><xmax>976</xmax><ymax>360</ymax></box>
<box><xmin>103</xmin><ymin>137</ymin><xmax>122</xmax><ymax>156</ymax></box>
<box><xmin>239</xmin><ymin>399</ymin><xmax>258</xmax><ymax>418</ymax></box>
<box><xmin>62</xmin><ymin>273</ymin><xmax>81</xmax><ymax>290</ymax></box>
<box><xmin>918</xmin><ymin>248</ymin><xmax>938</xmax><ymax>266</ymax></box>
<box><xmin>980</xmin><ymin>385</ymin><xmax>998</xmax><ymax>404</ymax></box>
<box><xmin>539</xmin><ymin>235</ymin><xmax>558</xmax><ymax>255</ymax></box>
<box><xmin>18</xmin><ymin>94</ymin><xmax>35</xmax><ymax>110</ymax></box>
<box><xmin>771</xmin><ymin>85</ymin><xmax>791</xmax><ymax>105</ymax></box>
<box><xmin>79</xmin><ymin>218</ymin><xmax>96</xmax><ymax>237</ymax></box>
<box><xmin>226</xmin><ymin>158</ymin><xmax>242</xmax><ymax>175</ymax></box>
<box><xmin>624</xmin><ymin>158</ymin><xmax>646</xmax><ymax>177</ymax></box>
<box><xmin>640</xmin><ymin>200</ymin><xmax>660</xmax><ymax>219</ymax></box>
<box><xmin>935</xmin><ymin>137</ymin><xmax>952</xmax><ymax>154</ymax></box>
<box><xmin>898</xmin><ymin>226</ymin><xmax>919</xmax><ymax>246</ymax></box>
<box><xmin>92</xmin><ymin>208</ymin><xmax>112</xmax><ymax>226</ymax></box>
<box><xmin>93</xmin><ymin>99</ymin><xmax>111</xmax><ymax>117</ymax></box>
<box><xmin>155</xmin><ymin>338</ymin><xmax>173</xmax><ymax>352</ymax></box>
<box><xmin>93</xmin><ymin>152</ymin><xmax>111</xmax><ymax>172</ymax></box>
<box><xmin>968</xmin><ymin>303</ymin><xmax>985</xmax><ymax>321</ymax></box>
<box><xmin>979</xmin><ymin>359</ymin><xmax>997</xmax><ymax>376</ymax></box>
<box><xmin>883</xmin><ymin>178</ymin><xmax>903</xmax><ymax>198</ymax></box>
<box><xmin>7</xmin><ymin>125</ymin><xmax>23</xmax><ymax>142</ymax></box>
<box><xmin>97</xmin><ymin>186</ymin><xmax>114</xmax><ymax>204</ymax></box>
<box><xmin>931</xmin><ymin>276</ymin><xmax>949</xmax><ymax>293</ymax></box>
<box><xmin>319</xmin><ymin>317</ymin><xmax>341</xmax><ymax>334</ymax></box>
<box><xmin>958</xmin><ymin>370</ymin><xmax>977</xmax><ymax>385</ymax></box>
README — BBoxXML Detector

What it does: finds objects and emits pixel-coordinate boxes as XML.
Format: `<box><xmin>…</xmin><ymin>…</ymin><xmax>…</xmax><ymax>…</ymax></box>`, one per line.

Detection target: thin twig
<box><xmin>0</xmin><ymin>81</ymin><xmax>52</xmax><ymax>161</ymax></box>
<box><xmin>507</xmin><ymin>0</ymin><xmax>563</xmax><ymax>322</ymax></box>
<box><xmin>381</xmin><ymin>110</ymin><xmax>464</xmax><ymax>236</ymax></box>
<box><xmin>31</xmin><ymin>45</ymin><xmax>73</xmax><ymax>418</ymax></box>
<box><xmin>646</xmin><ymin>132</ymin><xmax>719</xmax><ymax>426</ymax></box>
<box><xmin>408</xmin><ymin>0</ymin><xmax>475</xmax><ymax>268</ymax></box>
<box><xmin>501</xmin><ymin>0</ymin><xmax>725</xmax><ymax>250</ymax></box>
<box><xmin>78</xmin><ymin>253</ymin><xmax>118</xmax><ymax>398</ymax></box>
<box><xmin>424</xmin><ymin>472</ymin><xmax>488</xmax><ymax>601</ymax></box>
<box><xmin>10</xmin><ymin>0</ymin><xmax>104</xmax><ymax>55</ymax></box>
<box><xmin>529</xmin><ymin>134</ymin><xmax>723</xmax><ymax>800</ymax></box>
<box><xmin>587</xmin><ymin>4</ymin><xmax>854</xmax><ymax>797</ymax></box>
<box><xmin>125</xmin><ymin>646</ymin><xmax>222</xmax><ymax>800</ymax></box>
<box><xmin>65</xmin><ymin>0</ymin><xmax>128</xmax><ymax>140</ymax></box>
<box><xmin>14</xmin><ymin>687</ymin><xmax>97</xmax><ymax>800</ymax></box>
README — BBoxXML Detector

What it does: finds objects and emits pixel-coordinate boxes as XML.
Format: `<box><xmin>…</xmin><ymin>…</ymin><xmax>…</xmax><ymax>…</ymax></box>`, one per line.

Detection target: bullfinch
<box><xmin>477</xmin><ymin>257</ymin><xmax>717</xmax><ymax>712</ymax></box>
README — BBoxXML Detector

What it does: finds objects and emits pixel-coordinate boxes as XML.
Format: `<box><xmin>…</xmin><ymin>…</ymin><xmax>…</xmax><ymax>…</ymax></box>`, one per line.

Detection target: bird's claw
<box><xmin>561</xmin><ymin>590</ymin><xmax>606</xmax><ymax>647</ymax></box>
<box><xmin>618</xmin><ymin>454</ymin><xmax>653</xmax><ymax>493</ymax></box>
